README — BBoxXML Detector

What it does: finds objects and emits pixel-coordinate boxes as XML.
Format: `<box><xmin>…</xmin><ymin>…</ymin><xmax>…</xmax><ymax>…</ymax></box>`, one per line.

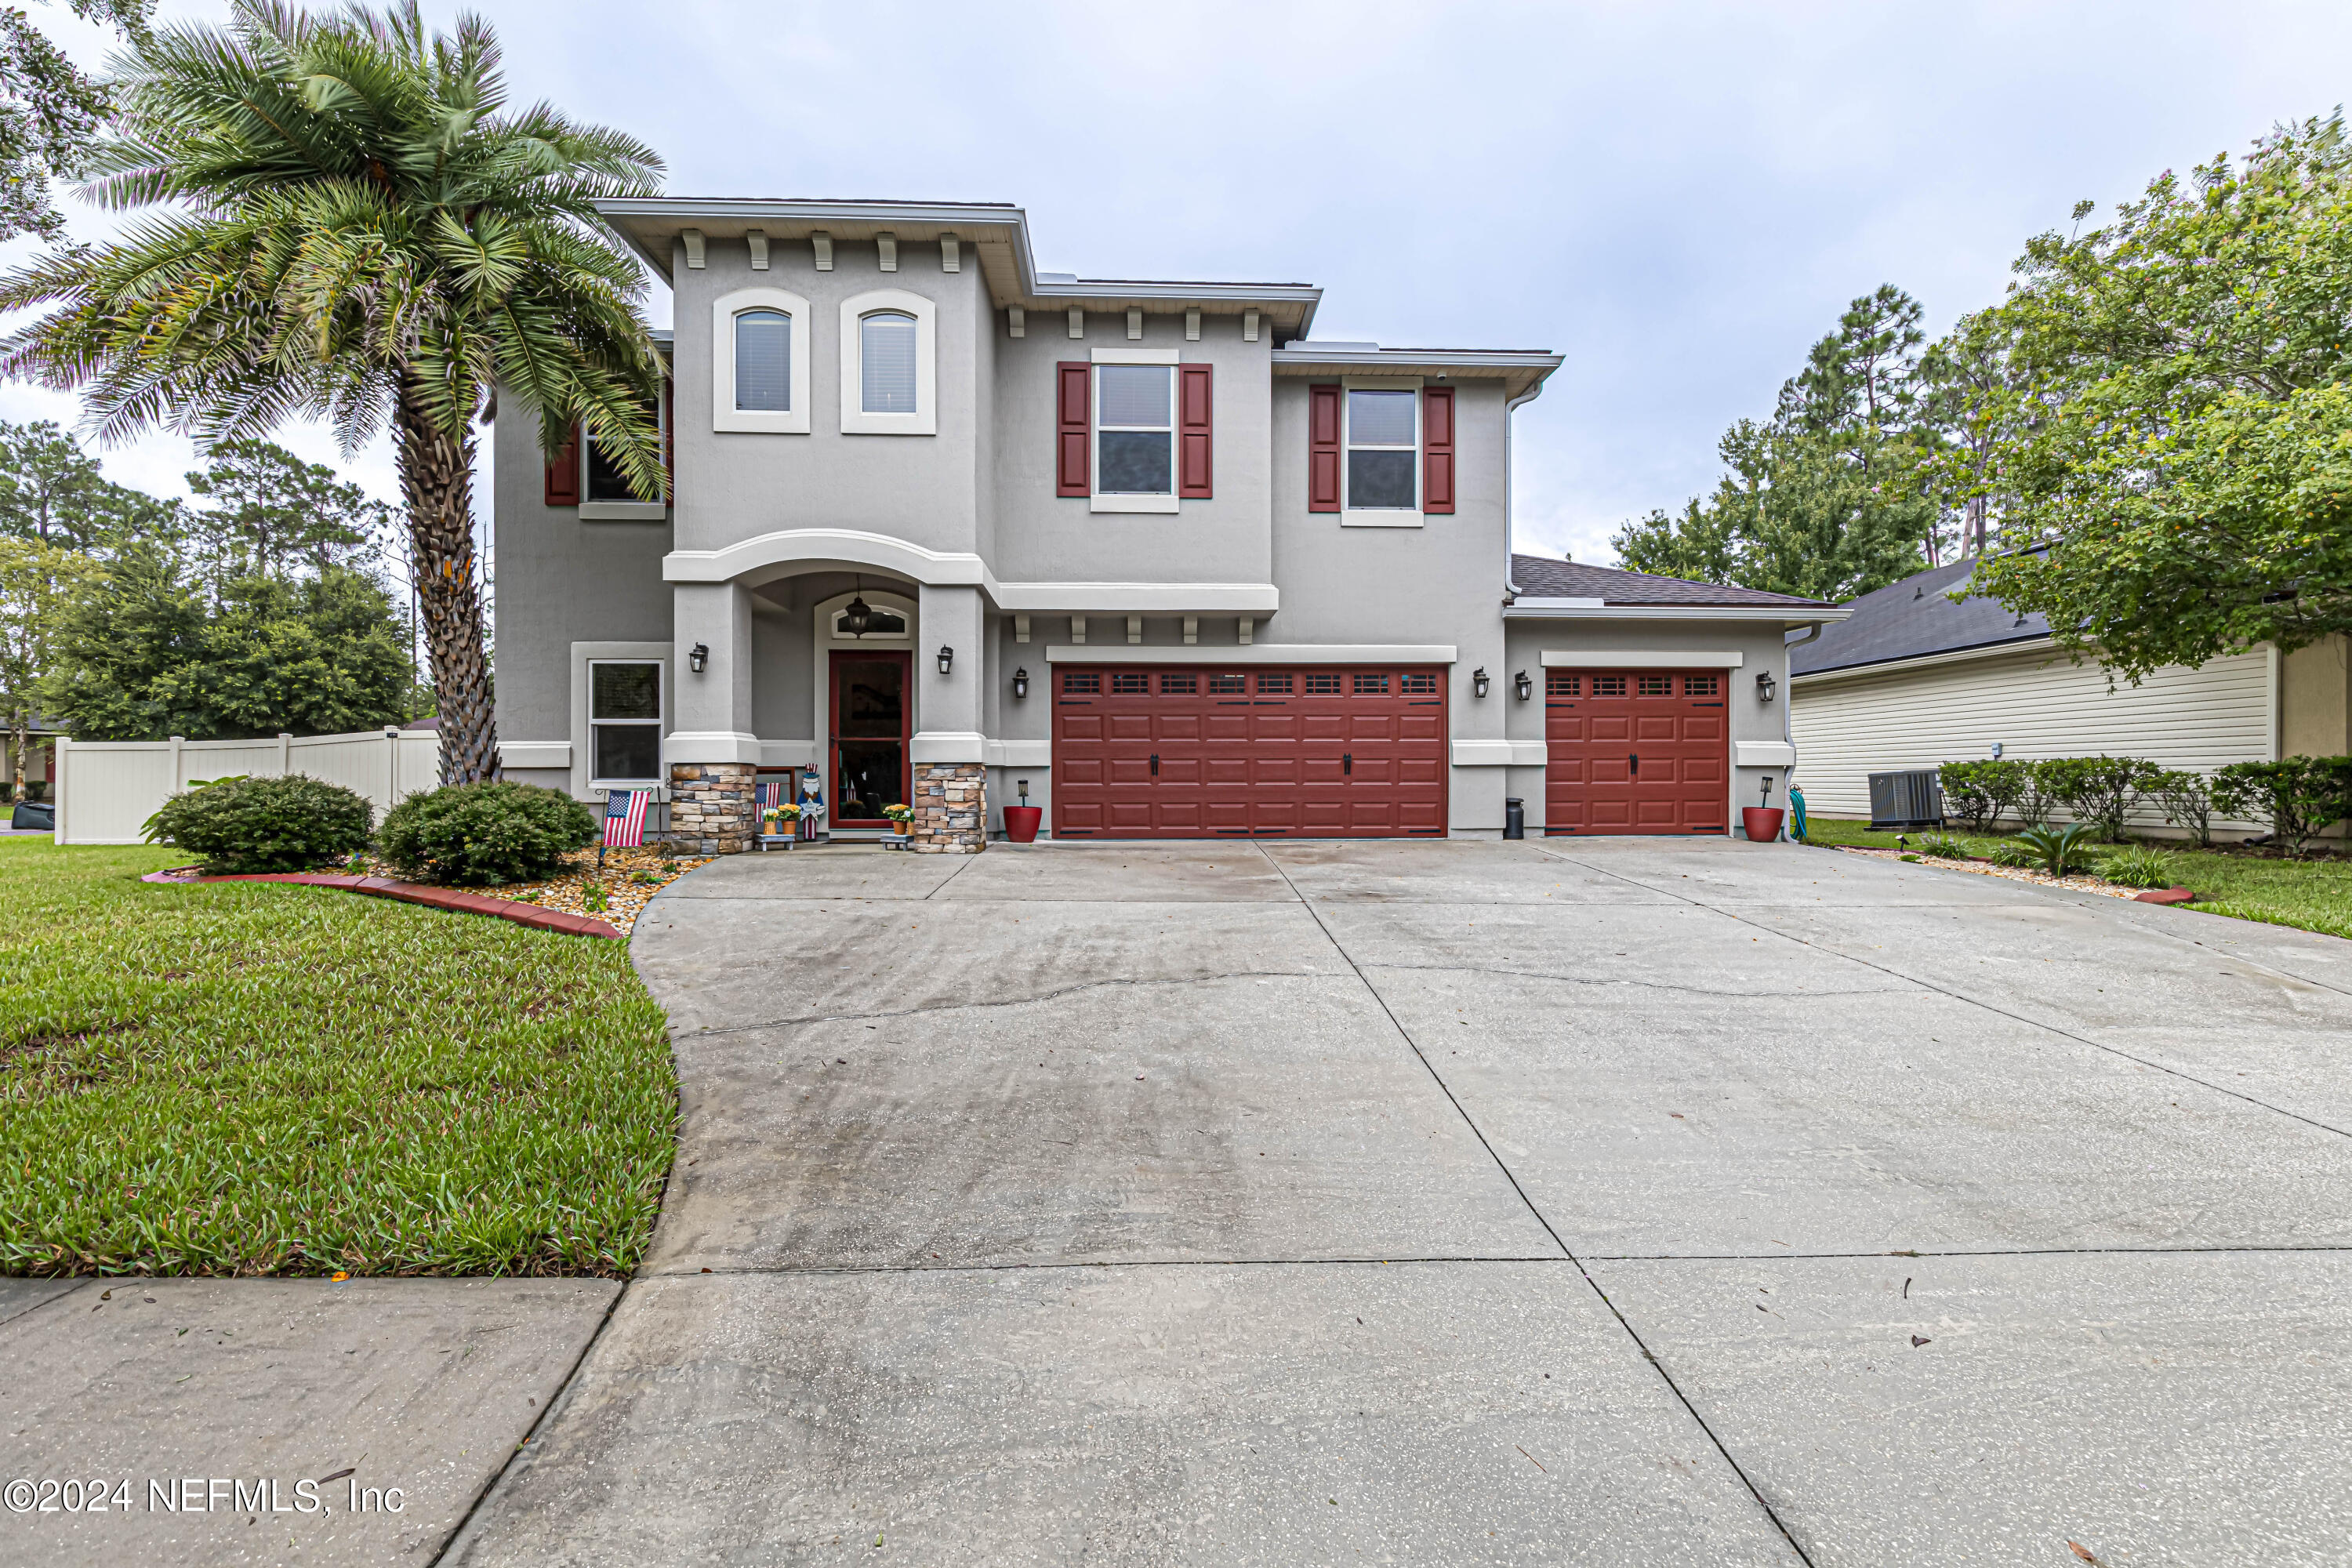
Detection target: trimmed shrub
<box><xmin>2038</xmin><ymin>755</ymin><xmax>2158</xmax><ymax>841</ymax></box>
<box><xmin>1940</xmin><ymin>758</ymin><xmax>2027</xmax><ymax>832</ymax></box>
<box><xmin>2014</xmin><ymin>760</ymin><xmax>2066</xmax><ymax>829</ymax></box>
<box><xmin>377</xmin><ymin>780</ymin><xmax>600</xmax><ymax>886</ymax></box>
<box><xmin>2147</xmin><ymin>769</ymin><xmax>2216</xmax><ymax>848</ymax></box>
<box><xmin>147</xmin><ymin>772</ymin><xmax>374</xmax><ymax>874</ymax></box>
<box><xmin>2210</xmin><ymin>757</ymin><xmax>2352</xmax><ymax>855</ymax></box>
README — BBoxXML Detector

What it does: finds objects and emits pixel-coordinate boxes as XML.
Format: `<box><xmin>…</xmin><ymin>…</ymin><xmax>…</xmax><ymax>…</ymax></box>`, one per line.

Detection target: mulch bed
<box><xmin>1832</xmin><ymin>844</ymin><xmax>2193</xmax><ymax>905</ymax></box>
<box><xmin>144</xmin><ymin>844</ymin><xmax>710</xmax><ymax>938</ymax></box>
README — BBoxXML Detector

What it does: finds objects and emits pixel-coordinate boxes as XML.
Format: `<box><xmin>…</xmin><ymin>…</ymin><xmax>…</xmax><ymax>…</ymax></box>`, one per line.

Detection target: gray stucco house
<box><xmin>493</xmin><ymin>198</ymin><xmax>1846</xmax><ymax>852</ymax></box>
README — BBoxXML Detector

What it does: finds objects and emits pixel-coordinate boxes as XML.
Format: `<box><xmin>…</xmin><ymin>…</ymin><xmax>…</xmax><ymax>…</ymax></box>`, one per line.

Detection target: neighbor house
<box><xmin>1788</xmin><ymin>557</ymin><xmax>2352</xmax><ymax>833</ymax></box>
<box><xmin>492</xmin><ymin>198</ymin><xmax>1845</xmax><ymax>852</ymax></box>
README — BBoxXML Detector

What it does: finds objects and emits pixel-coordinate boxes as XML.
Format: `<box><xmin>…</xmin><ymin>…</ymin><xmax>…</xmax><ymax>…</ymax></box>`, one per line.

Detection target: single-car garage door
<box><xmin>1544</xmin><ymin>669</ymin><xmax>1728</xmax><ymax>834</ymax></box>
<box><xmin>1053</xmin><ymin>664</ymin><xmax>1447</xmax><ymax>838</ymax></box>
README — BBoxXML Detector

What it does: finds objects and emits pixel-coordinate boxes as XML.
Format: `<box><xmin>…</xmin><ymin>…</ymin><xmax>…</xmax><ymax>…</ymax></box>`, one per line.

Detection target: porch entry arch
<box><xmin>811</xmin><ymin>587</ymin><xmax>918</xmax><ymax>831</ymax></box>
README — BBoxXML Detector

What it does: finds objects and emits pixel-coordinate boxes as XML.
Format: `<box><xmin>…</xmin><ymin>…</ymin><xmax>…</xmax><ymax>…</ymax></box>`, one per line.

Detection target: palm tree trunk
<box><xmin>394</xmin><ymin>381</ymin><xmax>496</xmax><ymax>786</ymax></box>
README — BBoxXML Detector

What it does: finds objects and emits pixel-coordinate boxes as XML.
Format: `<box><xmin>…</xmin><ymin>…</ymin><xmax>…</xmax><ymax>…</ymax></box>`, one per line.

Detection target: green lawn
<box><xmin>1798</xmin><ymin>815</ymin><xmax>2352</xmax><ymax>942</ymax></box>
<box><xmin>0</xmin><ymin>838</ymin><xmax>677</xmax><ymax>1277</ymax></box>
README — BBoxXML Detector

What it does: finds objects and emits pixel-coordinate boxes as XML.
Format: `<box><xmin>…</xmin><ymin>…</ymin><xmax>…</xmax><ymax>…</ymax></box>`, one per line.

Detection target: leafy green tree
<box><xmin>40</xmin><ymin>546</ymin><xmax>413</xmax><ymax>740</ymax></box>
<box><xmin>0</xmin><ymin>417</ymin><xmax>182</xmax><ymax>554</ymax></box>
<box><xmin>0</xmin><ymin>533</ymin><xmax>97</xmax><ymax>795</ymax></box>
<box><xmin>0</xmin><ymin>2</ymin><xmax>152</xmax><ymax>241</ymax></box>
<box><xmin>185</xmin><ymin>436</ymin><xmax>390</xmax><ymax>584</ymax></box>
<box><xmin>1970</xmin><ymin>115</ymin><xmax>2352</xmax><ymax>679</ymax></box>
<box><xmin>1613</xmin><ymin>285</ymin><xmax>1940</xmax><ymax>600</ymax></box>
<box><xmin>0</xmin><ymin>1</ymin><xmax>666</xmax><ymax>784</ymax></box>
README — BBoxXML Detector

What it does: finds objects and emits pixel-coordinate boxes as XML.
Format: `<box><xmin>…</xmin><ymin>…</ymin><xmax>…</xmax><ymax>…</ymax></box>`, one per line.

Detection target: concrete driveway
<box><xmin>448</xmin><ymin>837</ymin><xmax>2352</xmax><ymax>1566</ymax></box>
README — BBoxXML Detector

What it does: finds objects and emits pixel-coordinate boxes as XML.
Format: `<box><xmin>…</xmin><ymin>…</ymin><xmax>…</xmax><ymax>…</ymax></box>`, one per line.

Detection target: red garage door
<box><xmin>1544</xmin><ymin>669</ymin><xmax>1728</xmax><ymax>834</ymax></box>
<box><xmin>1053</xmin><ymin>665</ymin><xmax>1448</xmax><ymax>838</ymax></box>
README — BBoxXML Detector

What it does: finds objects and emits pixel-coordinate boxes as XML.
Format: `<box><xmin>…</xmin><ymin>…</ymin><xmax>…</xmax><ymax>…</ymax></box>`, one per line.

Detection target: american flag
<box><xmin>758</xmin><ymin>779</ymin><xmax>786</xmax><ymax>815</ymax></box>
<box><xmin>602</xmin><ymin>789</ymin><xmax>650</xmax><ymax>849</ymax></box>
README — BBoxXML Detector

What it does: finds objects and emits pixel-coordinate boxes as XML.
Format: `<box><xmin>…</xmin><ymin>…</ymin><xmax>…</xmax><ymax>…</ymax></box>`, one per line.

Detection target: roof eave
<box><xmin>1506</xmin><ymin>601</ymin><xmax>1847</xmax><ymax>626</ymax></box>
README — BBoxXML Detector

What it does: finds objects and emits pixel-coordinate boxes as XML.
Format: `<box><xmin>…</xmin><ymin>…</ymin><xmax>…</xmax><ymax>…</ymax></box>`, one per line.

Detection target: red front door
<box><xmin>1052</xmin><ymin>664</ymin><xmax>1447</xmax><ymax>838</ymax></box>
<box><xmin>830</xmin><ymin>649</ymin><xmax>911</xmax><ymax>829</ymax></box>
<box><xmin>1544</xmin><ymin>669</ymin><xmax>1728</xmax><ymax>834</ymax></box>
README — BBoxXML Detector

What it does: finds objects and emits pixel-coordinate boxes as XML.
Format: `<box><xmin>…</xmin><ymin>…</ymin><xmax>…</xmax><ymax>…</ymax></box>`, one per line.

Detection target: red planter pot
<box><xmin>1741</xmin><ymin>807</ymin><xmax>1785</xmax><ymax>843</ymax></box>
<box><xmin>1003</xmin><ymin>805</ymin><xmax>1044</xmax><ymax>844</ymax></box>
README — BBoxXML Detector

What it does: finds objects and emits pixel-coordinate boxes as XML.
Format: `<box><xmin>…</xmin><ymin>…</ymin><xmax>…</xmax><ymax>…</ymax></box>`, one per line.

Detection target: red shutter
<box><xmin>1308</xmin><ymin>383</ymin><xmax>1341</xmax><ymax>512</ymax></box>
<box><xmin>1056</xmin><ymin>361</ymin><xmax>1091</xmax><ymax>496</ymax></box>
<box><xmin>662</xmin><ymin>381</ymin><xmax>674</xmax><ymax>494</ymax></box>
<box><xmin>543</xmin><ymin>423</ymin><xmax>580</xmax><ymax>506</ymax></box>
<box><xmin>1422</xmin><ymin>385</ymin><xmax>1455</xmax><ymax>514</ymax></box>
<box><xmin>1178</xmin><ymin>363</ymin><xmax>1213</xmax><ymax>499</ymax></box>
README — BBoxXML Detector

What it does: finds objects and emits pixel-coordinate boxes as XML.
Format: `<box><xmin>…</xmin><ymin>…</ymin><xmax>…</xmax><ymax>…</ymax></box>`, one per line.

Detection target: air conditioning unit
<box><xmin>1867</xmin><ymin>769</ymin><xmax>1946</xmax><ymax>831</ymax></box>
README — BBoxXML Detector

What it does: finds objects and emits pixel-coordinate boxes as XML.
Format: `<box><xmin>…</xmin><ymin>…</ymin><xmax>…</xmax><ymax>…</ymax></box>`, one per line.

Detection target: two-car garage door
<box><xmin>1544</xmin><ymin>668</ymin><xmax>1729</xmax><ymax>834</ymax></box>
<box><xmin>1052</xmin><ymin>664</ymin><xmax>1447</xmax><ymax>838</ymax></box>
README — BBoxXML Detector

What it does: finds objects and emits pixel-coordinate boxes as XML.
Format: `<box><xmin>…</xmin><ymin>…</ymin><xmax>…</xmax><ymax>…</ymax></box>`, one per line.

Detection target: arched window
<box><xmin>734</xmin><ymin>310</ymin><xmax>790</xmax><ymax>412</ymax></box>
<box><xmin>860</xmin><ymin>311</ymin><xmax>918</xmax><ymax>414</ymax></box>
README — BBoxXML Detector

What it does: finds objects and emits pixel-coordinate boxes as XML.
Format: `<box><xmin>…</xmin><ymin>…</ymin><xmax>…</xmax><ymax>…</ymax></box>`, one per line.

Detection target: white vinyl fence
<box><xmin>53</xmin><ymin>727</ymin><xmax>443</xmax><ymax>845</ymax></box>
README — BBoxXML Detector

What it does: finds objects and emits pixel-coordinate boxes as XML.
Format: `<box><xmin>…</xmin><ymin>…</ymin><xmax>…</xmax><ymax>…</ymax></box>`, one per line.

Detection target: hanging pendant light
<box><xmin>841</xmin><ymin>575</ymin><xmax>873</xmax><ymax>637</ymax></box>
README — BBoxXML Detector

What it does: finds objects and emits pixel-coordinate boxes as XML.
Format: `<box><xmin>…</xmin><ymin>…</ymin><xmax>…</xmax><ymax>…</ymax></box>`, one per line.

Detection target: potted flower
<box><xmin>761</xmin><ymin>799</ymin><xmax>801</xmax><ymax>849</ymax></box>
<box><xmin>881</xmin><ymin>802</ymin><xmax>913</xmax><ymax>848</ymax></box>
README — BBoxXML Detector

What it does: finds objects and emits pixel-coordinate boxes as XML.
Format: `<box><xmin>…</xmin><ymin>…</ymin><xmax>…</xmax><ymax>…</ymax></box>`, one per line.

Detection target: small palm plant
<box><xmin>0</xmin><ymin>2</ymin><xmax>667</xmax><ymax>786</ymax></box>
<box><xmin>2014</xmin><ymin>822</ymin><xmax>2098</xmax><ymax>878</ymax></box>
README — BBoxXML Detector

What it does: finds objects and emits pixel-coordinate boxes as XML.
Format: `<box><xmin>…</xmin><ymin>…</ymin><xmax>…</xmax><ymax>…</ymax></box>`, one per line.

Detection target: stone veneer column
<box><xmin>908</xmin><ymin>762</ymin><xmax>986</xmax><ymax>853</ymax></box>
<box><xmin>666</xmin><ymin>761</ymin><xmax>757</xmax><ymax>855</ymax></box>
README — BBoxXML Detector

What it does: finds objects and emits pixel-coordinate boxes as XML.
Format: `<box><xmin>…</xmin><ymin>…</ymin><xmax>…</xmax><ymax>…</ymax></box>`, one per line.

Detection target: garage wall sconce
<box><xmin>937</xmin><ymin>644</ymin><xmax>955</xmax><ymax>676</ymax></box>
<box><xmin>1012</xmin><ymin>666</ymin><xmax>1029</xmax><ymax>699</ymax></box>
<box><xmin>1513</xmin><ymin>670</ymin><xmax>1533</xmax><ymax>701</ymax></box>
<box><xmin>688</xmin><ymin>642</ymin><xmax>709</xmax><ymax>674</ymax></box>
<box><xmin>1755</xmin><ymin>670</ymin><xmax>1777</xmax><ymax>703</ymax></box>
<box><xmin>1472</xmin><ymin>667</ymin><xmax>1490</xmax><ymax>699</ymax></box>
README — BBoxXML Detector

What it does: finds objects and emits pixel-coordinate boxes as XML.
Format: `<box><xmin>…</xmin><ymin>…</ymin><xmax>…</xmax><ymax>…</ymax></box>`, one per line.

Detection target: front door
<box><xmin>830</xmin><ymin>649</ymin><xmax>911</xmax><ymax>829</ymax></box>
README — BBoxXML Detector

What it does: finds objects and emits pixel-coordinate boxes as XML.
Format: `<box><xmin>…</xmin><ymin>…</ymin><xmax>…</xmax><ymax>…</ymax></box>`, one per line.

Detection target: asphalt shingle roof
<box><xmin>1789</xmin><ymin>558</ymin><xmax>2049</xmax><ymax>677</ymax></box>
<box><xmin>1510</xmin><ymin>554</ymin><xmax>1834</xmax><ymax>609</ymax></box>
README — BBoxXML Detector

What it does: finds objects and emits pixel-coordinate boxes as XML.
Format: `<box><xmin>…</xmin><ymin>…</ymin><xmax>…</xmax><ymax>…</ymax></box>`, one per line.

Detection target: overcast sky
<box><xmin>7</xmin><ymin>0</ymin><xmax>2351</xmax><ymax>567</ymax></box>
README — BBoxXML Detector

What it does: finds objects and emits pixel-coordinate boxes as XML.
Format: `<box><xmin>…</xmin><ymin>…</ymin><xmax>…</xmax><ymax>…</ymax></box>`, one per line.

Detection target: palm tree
<box><xmin>0</xmin><ymin>1</ymin><xmax>666</xmax><ymax>785</ymax></box>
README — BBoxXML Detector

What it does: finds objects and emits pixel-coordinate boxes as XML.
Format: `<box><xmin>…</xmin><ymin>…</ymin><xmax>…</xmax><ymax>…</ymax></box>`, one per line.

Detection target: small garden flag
<box><xmin>600</xmin><ymin>788</ymin><xmax>650</xmax><ymax>866</ymax></box>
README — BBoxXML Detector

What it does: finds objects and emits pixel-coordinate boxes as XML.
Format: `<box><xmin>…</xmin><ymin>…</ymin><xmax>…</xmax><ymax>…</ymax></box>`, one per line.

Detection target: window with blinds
<box><xmin>1096</xmin><ymin>364</ymin><xmax>1174</xmax><ymax>495</ymax></box>
<box><xmin>861</xmin><ymin>312</ymin><xmax>918</xmax><ymax>414</ymax></box>
<box><xmin>734</xmin><ymin>310</ymin><xmax>790</xmax><ymax>411</ymax></box>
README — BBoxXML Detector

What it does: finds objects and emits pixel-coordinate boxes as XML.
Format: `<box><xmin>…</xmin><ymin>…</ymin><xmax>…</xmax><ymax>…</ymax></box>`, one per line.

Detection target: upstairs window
<box><xmin>860</xmin><ymin>311</ymin><xmax>918</xmax><ymax>413</ymax></box>
<box><xmin>734</xmin><ymin>310</ymin><xmax>791</xmax><ymax>412</ymax></box>
<box><xmin>1097</xmin><ymin>365</ymin><xmax>1173</xmax><ymax>495</ymax></box>
<box><xmin>1346</xmin><ymin>388</ymin><xmax>1417</xmax><ymax>510</ymax></box>
<box><xmin>840</xmin><ymin>290</ymin><xmax>936</xmax><ymax>434</ymax></box>
<box><xmin>713</xmin><ymin>287</ymin><xmax>811</xmax><ymax>434</ymax></box>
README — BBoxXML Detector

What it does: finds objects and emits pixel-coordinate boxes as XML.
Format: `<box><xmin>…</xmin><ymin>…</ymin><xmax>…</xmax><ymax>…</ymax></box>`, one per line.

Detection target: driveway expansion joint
<box><xmin>1248</xmin><ymin>841</ymin><xmax>1820</xmax><ymax>1568</ymax></box>
<box><xmin>683</xmin><ymin>967</ymin><xmax>1341</xmax><ymax>1035</ymax></box>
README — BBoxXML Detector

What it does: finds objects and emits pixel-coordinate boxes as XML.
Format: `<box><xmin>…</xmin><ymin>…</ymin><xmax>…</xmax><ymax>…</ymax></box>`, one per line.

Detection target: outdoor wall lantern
<box><xmin>937</xmin><ymin>644</ymin><xmax>955</xmax><ymax>676</ymax></box>
<box><xmin>1472</xmin><ymin>667</ymin><xmax>1490</xmax><ymax>699</ymax></box>
<box><xmin>1755</xmin><ymin>670</ymin><xmax>1777</xmax><ymax>703</ymax></box>
<box><xmin>1513</xmin><ymin>670</ymin><xmax>1533</xmax><ymax>701</ymax></box>
<box><xmin>1012</xmin><ymin>666</ymin><xmax>1029</xmax><ymax>699</ymax></box>
<box><xmin>688</xmin><ymin>642</ymin><xmax>709</xmax><ymax>674</ymax></box>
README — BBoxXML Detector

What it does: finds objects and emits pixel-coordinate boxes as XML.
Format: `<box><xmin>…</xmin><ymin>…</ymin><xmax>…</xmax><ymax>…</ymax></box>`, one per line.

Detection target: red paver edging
<box><xmin>141</xmin><ymin>869</ymin><xmax>622</xmax><ymax>938</ymax></box>
<box><xmin>2134</xmin><ymin>886</ymin><xmax>2198</xmax><ymax>906</ymax></box>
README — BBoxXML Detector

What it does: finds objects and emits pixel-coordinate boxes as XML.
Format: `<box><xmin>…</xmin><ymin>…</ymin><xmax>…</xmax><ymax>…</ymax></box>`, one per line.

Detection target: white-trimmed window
<box><xmin>1097</xmin><ymin>365</ymin><xmax>1174</xmax><ymax>495</ymax></box>
<box><xmin>712</xmin><ymin>286</ymin><xmax>811</xmax><ymax>434</ymax></box>
<box><xmin>589</xmin><ymin>660</ymin><xmax>663</xmax><ymax>783</ymax></box>
<box><xmin>1345</xmin><ymin>386</ymin><xmax>1418</xmax><ymax>511</ymax></box>
<box><xmin>1087</xmin><ymin>346</ymin><xmax>1181</xmax><ymax>514</ymax></box>
<box><xmin>840</xmin><ymin>289</ymin><xmax>937</xmax><ymax>434</ymax></box>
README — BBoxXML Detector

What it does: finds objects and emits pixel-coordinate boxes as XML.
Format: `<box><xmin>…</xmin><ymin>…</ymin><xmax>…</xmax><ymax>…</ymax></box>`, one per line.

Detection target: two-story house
<box><xmin>492</xmin><ymin>199</ymin><xmax>1844</xmax><ymax>853</ymax></box>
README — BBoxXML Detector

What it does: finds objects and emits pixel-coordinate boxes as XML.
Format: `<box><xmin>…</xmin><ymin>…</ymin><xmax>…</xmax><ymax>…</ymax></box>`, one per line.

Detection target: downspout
<box><xmin>1503</xmin><ymin>387</ymin><xmax>1541</xmax><ymax>600</ymax></box>
<box><xmin>1781</xmin><ymin>620</ymin><xmax>1826</xmax><ymax>823</ymax></box>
